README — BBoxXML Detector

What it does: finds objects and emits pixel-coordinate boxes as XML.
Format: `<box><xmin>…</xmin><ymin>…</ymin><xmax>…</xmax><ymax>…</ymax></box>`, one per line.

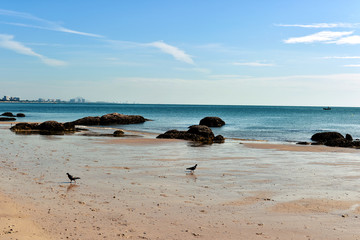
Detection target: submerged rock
<box><xmin>72</xmin><ymin>116</ymin><xmax>101</xmax><ymax>126</ymax></box>
<box><xmin>199</xmin><ymin>117</ymin><xmax>225</xmax><ymax>127</ymax></box>
<box><xmin>1</xmin><ymin>112</ymin><xmax>14</xmax><ymax>117</ymax></box>
<box><xmin>157</xmin><ymin>125</ymin><xmax>225</xmax><ymax>144</ymax></box>
<box><xmin>16</xmin><ymin>113</ymin><xmax>26</xmax><ymax>117</ymax></box>
<box><xmin>0</xmin><ymin>117</ymin><xmax>16</xmax><ymax>121</ymax></box>
<box><xmin>100</xmin><ymin>113</ymin><xmax>148</xmax><ymax>125</ymax></box>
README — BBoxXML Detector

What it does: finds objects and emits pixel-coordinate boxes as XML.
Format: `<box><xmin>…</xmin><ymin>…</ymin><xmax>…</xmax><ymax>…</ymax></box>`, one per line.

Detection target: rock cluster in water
<box><xmin>9</xmin><ymin>112</ymin><xmax>148</xmax><ymax>135</ymax></box>
<box><xmin>298</xmin><ymin>131</ymin><xmax>360</xmax><ymax>148</ymax></box>
<box><xmin>71</xmin><ymin>113</ymin><xmax>149</xmax><ymax>125</ymax></box>
<box><xmin>0</xmin><ymin>112</ymin><xmax>25</xmax><ymax>121</ymax></box>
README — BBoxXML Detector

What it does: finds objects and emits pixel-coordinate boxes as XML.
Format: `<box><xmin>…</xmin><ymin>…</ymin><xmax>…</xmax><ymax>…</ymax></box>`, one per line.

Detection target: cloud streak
<box><xmin>276</xmin><ymin>23</ymin><xmax>360</xmax><ymax>28</ymax></box>
<box><xmin>0</xmin><ymin>8</ymin><xmax>103</xmax><ymax>38</ymax></box>
<box><xmin>323</xmin><ymin>56</ymin><xmax>360</xmax><ymax>59</ymax></box>
<box><xmin>284</xmin><ymin>31</ymin><xmax>354</xmax><ymax>44</ymax></box>
<box><xmin>0</xmin><ymin>9</ymin><xmax>194</xmax><ymax>64</ymax></box>
<box><xmin>233</xmin><ymin>62</ymin><xmax>275</xmax><ymax>67</ymax></box>
<box><xmin>0</xmin><ymin>34</ymin><xmax>66</xmax><ymax>66</ymax></box>
<box><xmin>146</xmin><ymin>41</ymin><xmax>194</xmax><ymax>64</ymax></box>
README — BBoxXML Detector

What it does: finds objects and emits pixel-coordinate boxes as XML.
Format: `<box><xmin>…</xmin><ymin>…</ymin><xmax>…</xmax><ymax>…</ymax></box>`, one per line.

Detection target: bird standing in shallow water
<box><xmin>66</xmin><ymin>173</ymin><xmax>80</xmax><ymax>183</ymax></box>
<box><xmin>186</xmin><ymin>164</ymin><xmax>197</xmax><ymax>173</ymax></box>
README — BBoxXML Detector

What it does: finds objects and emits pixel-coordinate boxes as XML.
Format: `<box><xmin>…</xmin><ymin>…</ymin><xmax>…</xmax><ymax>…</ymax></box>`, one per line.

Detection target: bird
<box><xmin>186</xmin><ymin>164</ymin><xmax>197</xmax><ymax>173</ymax></box>
<box><xmin>66</xmin><ymin>173</ymin><xmax>80</xmax><ymax>183</ymax></box>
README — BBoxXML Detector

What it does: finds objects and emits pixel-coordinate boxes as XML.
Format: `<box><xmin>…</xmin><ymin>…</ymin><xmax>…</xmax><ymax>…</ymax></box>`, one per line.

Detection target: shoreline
<box><xmin>2</xmin><ymin>121</ymin><xmax>359</xmax><ymax>152</ymax></box>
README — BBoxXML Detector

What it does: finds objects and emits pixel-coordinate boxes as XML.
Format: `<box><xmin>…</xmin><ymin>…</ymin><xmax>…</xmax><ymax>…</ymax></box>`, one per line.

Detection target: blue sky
<box><xmin>1</xmin><ymin>0</ymin><xmax>360</xmax><ymax>106</ymax></box>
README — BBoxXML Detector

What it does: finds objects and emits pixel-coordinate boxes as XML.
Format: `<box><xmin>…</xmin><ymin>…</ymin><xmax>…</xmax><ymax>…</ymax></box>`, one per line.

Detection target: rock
<box><xmin>1</xmin><ymin>112</ymin><xmax>14</xmax><ymax>117</ymax></box>
<box><xmin>16</xmin><ymin>113</ymin><xmax>25</xmax><ymax>117</ymax></box>
<box><xmin>71</xmin><ymin>116</ymin><xmax>101</xmax><ymax>126</ymax></box>
<box><xmin>10</xmin><ymin>123</ymin><xmax>39</xmax><ymax>131</ymax></box>
<box><xmin>100</xmin><ymin>113</ymin><xmax>148</xmax><ymax>125</ymax></box>
<box><xmin>199</xmin><ymin>117</ymin><xmax>225</xmax><ymax>127</ymax></box>
<box><xmin>10</xmin><ymin>121</ymin><xmax>75</xmax><ymax>135</ymax></box>
<box><xmin>113</xmin><ymin>130</ymin><xmax>125</xmax><ymax>137</ymax></box>
<box><xmin>0</xmin><ymin>117</ymin><xmax>16</xmax><ymax>121</ymax></box>
<box><xmin>157</xmin><ymin>125</ymin><xmax>224</xmax><ymax>144</ymax></box>
<box><xmin>325</xmin><ymin>138</ymin><xmax>353</xmax><ymax>148</ymax></box>
<box><xmin>346</xmin><ymin>134</ymin><xmax>353</xmax><ymax>141</ymax></box>
<box><xmin>297</xmin><ymin>142</ymin><xmax>310</xmax><ymax>145</ymax></box>
<box><xmin>311</xmin><ymin>131</ymin><xmax>359</xmax><ymax>148</ymax></box>
<box><xmin>71</xmin><ymin>113</ymin><xmax>148</xmax><ymax>126</ymax></box>
<box><xmin>187</xmin><ymin>125</ymin><xmax>215</xmax><ymax>139</ymax></box>
<box><xmin>214</xmin><ymin>135</ymin><xmax>225</xmax><ymax>143</ymax></box>
<box><xmin>38</xmin><ymin>121</ymin><xmax>67</xmax><ymax>132</ymax></box>
<box><xmin>311</xmin><ymin>132</ymin><xmax>344</xmax><ymax>143</ymax></box>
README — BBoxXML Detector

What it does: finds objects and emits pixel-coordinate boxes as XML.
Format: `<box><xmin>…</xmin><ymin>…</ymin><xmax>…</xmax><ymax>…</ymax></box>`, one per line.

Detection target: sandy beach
<box><xmin>1</xmin><ymin>123</ymin><xmax>360</xmax><ymax>239</ymax></box>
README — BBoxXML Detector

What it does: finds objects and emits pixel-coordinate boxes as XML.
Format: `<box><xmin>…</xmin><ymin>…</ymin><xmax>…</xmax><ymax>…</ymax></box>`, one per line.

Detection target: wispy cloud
<box><xmin>276</xmin><ymin>23</ymin><xmax>360</xmax><ymax>28</ymax></box>
<box><xmin>233</xmin><ymin>62</ymin><xmax>275</xmax><ymax>67</ymax></box>
<box><xmin>331</xmin><ymin>35</ymin><xmax>360</xmax><ymax>44</ymax></box>
<box><xmin>209</xmin><ymin>74</ymin><xmax>252</xmax><ymax>79</ymax></box>
<box><xmin>0</xmin><ymin>9</ymin><xmax>103</xmax><ymax>38</ymax></box>
<box><xmin>344</xmin><ymin>64</ymin><xmax>360</xmax><ymax>67</ymax></box>
<box><xmin>175</xmin><ymin>67</ymin><xmax>210</xmax><ymax>73</ymax></box>
<box><xmin>0</xmin><ymin>34</ymin><xmax>66</xmax><ymax>66</ymax></box>
<box><xmin>146</xmin><ymin>41</ymin><xmax>194</xmax><ymax>64</ymax></box>
<box><xmin>0</xmin><ymin>9</ymin><xmax>194</xmax><ymax>64</ymax></box>
<box><xmin>323</xmin><ymin>56</ymin><xmax>360</xmax><ymax>59</ymax></box>
<box><xmin>284</xmin><ymin>31</ymin><xmax>353</xmax><ymax>44</ymax></box>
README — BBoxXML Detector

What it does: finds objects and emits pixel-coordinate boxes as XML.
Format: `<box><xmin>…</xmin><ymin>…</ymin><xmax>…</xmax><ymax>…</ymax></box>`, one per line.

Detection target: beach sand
<box><xmin>1</xmin><ymin>124</ymin><xmax>360</xmax><ymax>239</ymax></box>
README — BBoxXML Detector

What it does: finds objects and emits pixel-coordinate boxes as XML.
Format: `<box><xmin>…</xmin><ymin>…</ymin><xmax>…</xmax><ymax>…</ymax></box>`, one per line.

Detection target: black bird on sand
<box><xmin>186</xmin><ymin>164</ymin><xmax>197</xmax><ymax>172</ymax></box>
<box><xmin>66</xmin><ymin>173</ymin><xmax>80</xmax><ymax>183</ymax></box>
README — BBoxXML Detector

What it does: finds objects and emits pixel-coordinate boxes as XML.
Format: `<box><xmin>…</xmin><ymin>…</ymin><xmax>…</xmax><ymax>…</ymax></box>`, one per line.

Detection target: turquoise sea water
<box><xmin>1</xmin><ymin>102</ymin><xmax>360</xmax><ymax>142</ymax></box>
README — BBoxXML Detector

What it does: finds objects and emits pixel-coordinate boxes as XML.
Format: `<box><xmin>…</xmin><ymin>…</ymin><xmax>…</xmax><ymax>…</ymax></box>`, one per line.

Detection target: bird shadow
<box><xmin>185</xmin><ymin>172</ymin><xmax>197</xmax><ymax>182</ymax></box>
<box><xmin>66</xmin><ymin>183</ymin><xmax>79</xmax><ymax>192</ymax></box>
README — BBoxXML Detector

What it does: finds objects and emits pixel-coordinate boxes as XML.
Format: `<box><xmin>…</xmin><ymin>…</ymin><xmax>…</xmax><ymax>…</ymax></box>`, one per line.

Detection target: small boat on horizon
<box><xmin>323</xmin><ymin>107</ymin><xmax>331</xmax><ymax>110</ymax></box>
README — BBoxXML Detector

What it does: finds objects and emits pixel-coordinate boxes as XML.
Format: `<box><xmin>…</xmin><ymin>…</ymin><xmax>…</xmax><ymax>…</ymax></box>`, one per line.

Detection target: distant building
<box><xmin>1</xmin><ymin>96</ymin><xmax>20</xmax><ymax>101</ymax></box>
<box><xmin>10</xmin><ymin>97</ymin><xmax>20</xmax><ymax>101</ymax></box>
<box><xmin>70</xmin><ymin>97</ymin><xmax>86</xmax><ymax>103</ymax></box>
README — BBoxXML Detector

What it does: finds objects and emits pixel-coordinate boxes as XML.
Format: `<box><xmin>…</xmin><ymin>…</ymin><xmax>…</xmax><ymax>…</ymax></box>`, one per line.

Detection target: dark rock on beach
<box><xmin>214</xmin><ymin>134</ymin><xmax>225</xmax><ymax>143</ymax></box>
<box><xmin>157</xmin><ymin>125</ymin><xmax>225</xmax><ymax>144</ymax></box>
<box><xmin>71</xmin><ymin>113</ymin><xmax>148</xmax><ymax>126</ymax></box>
<box><xmin>16</xmin><ymin>113</ymin><xmax>26</xmax><ymax>117</ymax></box>
<box><xmin>346</xmin><ymin>134</ymin><xmax>353</xmax><ymax>141</ymax></box>
<box><xmin>10</xmin><ymin>122</ymin><xmax>39</xmax><ymax>131</ymax></box>
<box><xmin>113</xmin><ymin>130</ymin><xmax>125</xmax><ymax>137</ymax></box>
<box><xmin>199</xmin><ymin>117</ymin><xmax>225</xmax><ymax>127</ymax></box>
<box><xmin>0</xmin><ymin>117</ymin><xmax>16</xmax><ymax>121</ymax></box>
<box><xmin>10</xmin><ymin>121</ymin><xmax>75</xmax><ymax>135</ymax></box>
<box><xmin>1</xmin><ymin>112</ymin><xmax>14</xmax><ymax>117</ymax></box>
<box><xmin>311</xmin><ymin>132</ymin><xmax>344</xmax><ymax>143</ymax></box>
<box><xmin>311</xmin><ymin>131</ymin><xmax>359</xmax><ymax>148</ymax></box>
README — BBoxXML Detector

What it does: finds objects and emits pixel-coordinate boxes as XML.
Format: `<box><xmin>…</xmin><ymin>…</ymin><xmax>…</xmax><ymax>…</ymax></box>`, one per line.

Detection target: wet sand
<box><xmin>1</xmin><ymin>124</ymin><xmax>360</xmax><ymax>239</ymax></box>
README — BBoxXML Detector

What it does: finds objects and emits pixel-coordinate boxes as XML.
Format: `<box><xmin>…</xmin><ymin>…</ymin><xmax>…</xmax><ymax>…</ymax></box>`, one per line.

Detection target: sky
<box><xmin>1</xmin><ymin>0</ymin><xmax>360</xmax><ymax>106</ymax></box>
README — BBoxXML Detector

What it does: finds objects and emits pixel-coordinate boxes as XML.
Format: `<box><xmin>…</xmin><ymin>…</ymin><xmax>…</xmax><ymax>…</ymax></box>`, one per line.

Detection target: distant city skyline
<box><xmin>1</xmin><ymin>1</ymin><xmax>360</xmax><ymax>106</ymax></box>
<box><xmin>1</xmin><ymin>95</ymin><xmax>87</xmax><ymax>103</ymax></box>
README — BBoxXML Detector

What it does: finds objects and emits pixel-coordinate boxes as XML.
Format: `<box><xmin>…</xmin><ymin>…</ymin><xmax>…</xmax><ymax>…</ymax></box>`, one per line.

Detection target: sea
<box><xmin>1</xmin><ymin>102</ymin><xmax>360</xmax><ymax>143</ymax></box>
